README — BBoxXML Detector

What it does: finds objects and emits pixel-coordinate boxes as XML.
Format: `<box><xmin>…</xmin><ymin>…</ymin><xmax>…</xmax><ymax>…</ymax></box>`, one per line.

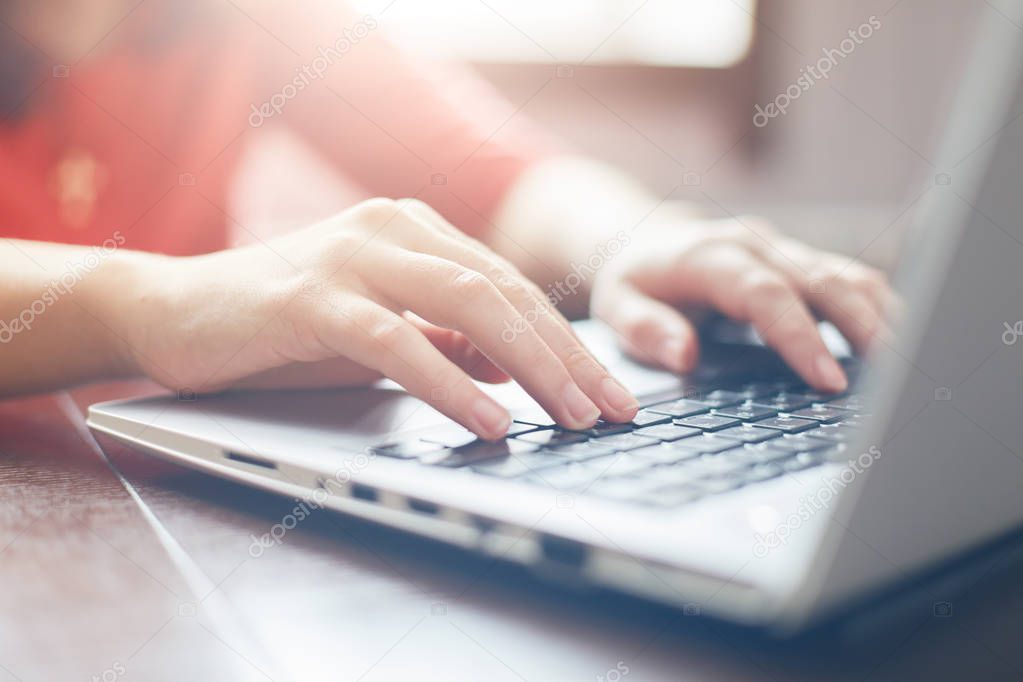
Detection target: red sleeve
<box><xmin>241</xmin><ymin>5</ymin><xmax>558</xmax><ymax>238</ymax></box>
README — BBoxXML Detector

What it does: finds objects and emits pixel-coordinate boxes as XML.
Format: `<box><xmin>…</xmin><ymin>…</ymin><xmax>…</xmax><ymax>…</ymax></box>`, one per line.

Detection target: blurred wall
<box><xmin>471</xmin><ymin>0</ymin><xmax>986</xmax><ymax>263</ymax></box>
<box><xmin>237</xmin><ymin>0</ymin><xmax>988</xmax><ymax>266</ymax></box>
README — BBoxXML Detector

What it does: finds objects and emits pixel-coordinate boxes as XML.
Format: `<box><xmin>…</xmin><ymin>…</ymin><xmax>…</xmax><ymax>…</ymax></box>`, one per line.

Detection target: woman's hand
<box><xmin>590</xmin><ymin>216</ymin><xmax>898</xmax><ymax>392</ymax></box>
<box><xmin>112</xmin><ymin>198</ymin><xmax>639</xmax><ymax>439</ymax></box>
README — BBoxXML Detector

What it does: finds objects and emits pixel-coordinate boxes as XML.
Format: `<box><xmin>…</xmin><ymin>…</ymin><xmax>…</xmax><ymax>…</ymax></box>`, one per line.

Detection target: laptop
<box><xmin>87</xmin><ymin>4</ymin><xmax>1023</xmax><ymax>634</ymax></box>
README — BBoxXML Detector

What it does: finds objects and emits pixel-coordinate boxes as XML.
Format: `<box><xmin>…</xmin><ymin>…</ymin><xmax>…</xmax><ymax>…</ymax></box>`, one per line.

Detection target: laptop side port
<box><xmin>406</xmin><ymin>498</ymin><xmax>440</xmax><ymax>516</ymax></box>
<box><xmin>539</xmin><ymin>534</ymin><xmax>587</xmax><ymax>570</ymax></box>
<box><xmin>224</xmin><ymin>451</ymin><xmax>278</xmax><ymax>470</ymax></box>
<box><xmin>471</xmin><ymin>516</ymin><xmax>497</xmax><ymax>534</ymax></box>
<box><xmin>349</xmin><ymin>483</ymin><xmax>378</xmax><ymax>502</ymax></box>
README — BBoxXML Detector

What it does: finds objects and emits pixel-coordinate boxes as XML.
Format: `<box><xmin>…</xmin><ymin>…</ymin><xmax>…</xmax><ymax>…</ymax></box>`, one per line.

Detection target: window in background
<box><xmin>353</xmin><ymin>0</ymin><xmax>757</xmax><ymax>67</ymax></box>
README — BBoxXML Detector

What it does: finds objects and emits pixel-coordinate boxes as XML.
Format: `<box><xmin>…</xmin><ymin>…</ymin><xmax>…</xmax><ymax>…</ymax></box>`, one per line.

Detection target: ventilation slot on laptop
<box><xmin>349</xmin><ymin>483</ymin><xmax>379</xmax><ymax>502</ymax></box>
<box><xmin>406</xmin><ymin>497</ymin><xmax>440</xmax><ymax>516</ymax></box>
<box><xmin>224</xmin><ymin>451</ymin><xmax>277</xmax><ymax>470</ymax></box>
<box><xmin>539</xmin><ymin>534</ymin><xmax>587</xmax><ymax>570</ymax></box>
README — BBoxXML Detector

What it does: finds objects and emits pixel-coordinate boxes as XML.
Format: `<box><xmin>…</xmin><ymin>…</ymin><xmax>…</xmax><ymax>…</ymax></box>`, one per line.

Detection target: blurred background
<box><xmin>240</xmin><ymin>0</ymin><xmax>985</xmax><ymax>270</ymax></box>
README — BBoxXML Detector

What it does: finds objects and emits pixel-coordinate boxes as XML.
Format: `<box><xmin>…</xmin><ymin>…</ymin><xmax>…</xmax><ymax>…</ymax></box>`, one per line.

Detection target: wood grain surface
<box><xmin>1</xmin><ymin>383</ymin><xmax>1021</xmax><ymax>681</ymax></box>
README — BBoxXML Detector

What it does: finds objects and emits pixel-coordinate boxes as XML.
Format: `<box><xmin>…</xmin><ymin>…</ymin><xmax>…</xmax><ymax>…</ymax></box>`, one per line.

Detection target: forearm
<box><xmin>487</xmin><ymin>156</ymin><xmax>701</xmax><ymax>318</ymax></box>
<box><xmin>0</xmin><ymin>239</ymin><xmax>150</xmax><ymax>397</ymax></box>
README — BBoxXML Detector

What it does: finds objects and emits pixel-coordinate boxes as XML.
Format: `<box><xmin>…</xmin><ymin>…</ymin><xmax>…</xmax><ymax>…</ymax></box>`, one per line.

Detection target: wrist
<box><xmin>81</xmin><ymin>248</ymin><xmax>178</xmax><ymax>381</ymax></box>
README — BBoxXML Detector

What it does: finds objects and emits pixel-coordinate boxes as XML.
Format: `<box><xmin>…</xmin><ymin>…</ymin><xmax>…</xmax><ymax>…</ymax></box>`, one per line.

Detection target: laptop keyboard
<box><xmin>368</xmin><ymin>376</ymin><xmax>867</xmax><ymax>509</ymax></box>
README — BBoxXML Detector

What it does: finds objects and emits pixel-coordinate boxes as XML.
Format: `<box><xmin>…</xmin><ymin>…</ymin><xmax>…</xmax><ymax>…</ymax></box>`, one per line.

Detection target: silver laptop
<box><xmin>88</xmin><ymin>6</ymin><xmax>1023</xmax><ymax>634</ymax></box>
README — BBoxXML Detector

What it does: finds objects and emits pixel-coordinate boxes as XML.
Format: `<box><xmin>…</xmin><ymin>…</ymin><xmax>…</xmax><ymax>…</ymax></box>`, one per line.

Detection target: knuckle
<box><xmin>353</xmin><ymin>197</ymin><xmax>399</xmax><ymax>222</ymax></box>
<box><xmin>367</xmin><ymin>315</ymin><xmax>408</xmax><ymax>349</ymax></box>
<box><xmin>320</xmin><ymin>231</ymin><xmax>362</xmax><ymax>260</ymax></box>
<box><xmin>496</xmin><ymin>272</ymin><xmax>531</xmax><ymax>301</ymax></box>
<box><xmin>739</xmin><ymin>271</ymin><xmax>790</xmax><ymax>301</ymax></box>
<box><xmin>562</xmin><ymin>344</ymin><xmax>596</xmax><ymax>373</ymax></box>
<box><xmin>399</xmin><ymin>198</ymin><xmax>444</xmax><ymax>225</ymax></box>
<box><xmin>399</xmin><ymin>197</ymin><xmax>430</xmax><ymax>214</ymax></box>
<box><xmin>849</xmin><ymin>265</ymin><xmax>889</xmax><ymax>289</ymax></box>
<box><xmin>448</xmin><ymin>268</ymin><xmax>497</xmax><ymax>304</ymax></box>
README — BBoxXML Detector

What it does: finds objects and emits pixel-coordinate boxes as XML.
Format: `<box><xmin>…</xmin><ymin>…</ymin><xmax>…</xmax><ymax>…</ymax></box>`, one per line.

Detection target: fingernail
<box><xmin>815</xmin><ymin>354</ymin><xmax>848</xmax><ymax>392</ymax></box>
<box><xmin>600</xmin><ymin>376</ymin><xmax>639</xmax><ymax>412</ymax></box>
<box><xmin>658</xmin><ymin>338</ymin><xmax>685</xmax><ymax>372</ymax></box>
<box><xmin>563</xmin><ymin>383</ymin><xmax>600</xmax><ymax>425</ymax></box>
<box><xmin>471</xmin><ymin>399</ymin><xmax>510</xmax><ymax>439</ymax></box>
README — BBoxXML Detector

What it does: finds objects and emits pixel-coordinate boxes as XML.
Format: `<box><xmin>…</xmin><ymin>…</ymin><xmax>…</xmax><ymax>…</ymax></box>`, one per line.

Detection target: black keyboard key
<box><xmin>631</xmin><ymin>409</ymin><xmax>672</xmax><ymax>427</ymax></box>
<box><xmin>470</xmin><ymin>451</ymin><xmax>568</xmax><ymax>478</ymax></box>
<box><xmin>368</xmin><ymin>439</ymin><xmax>448</xmax><ymax>459</ymax></box>
<box><xmin>567</xmin><ymin>420</ymin><xmax>634</xmax><ymax>438</ymax></box>
<box><xmin>515</xmin><ymin>429</ymin><xmax>588</xmax><ymax>447</ymax></box>
<box><xmin>666</xmin><ymin>434</ymin><xmax>741</xmax><ymax>454</ymax></box>
<box><xmin>715</xmin><ymin>424</ymin><xmax>782</xmax><ymax>443</ymax></box>
<box><xmin>673</xmin><ymin>414</ymin><xmax>741</xmax><ymax>432</ymax></box>
<box><xmin>826</xmin><ymin>394</ymin><xmax>866</xmax><ymax>411</ymax></box>
<box><xmin>770</xmin><ymin>434</ymin><xmax>832</xmax><ymax>453</ymax></box>
<box><xmin>546</xmin><ymin>440</ymin><xmax>618</xmax><ymax>461</ymax></box>
<box><xmin>584</xmin><ymin>453</ymin><xmax>657</xmax><ymax>478</ymax></box>
<box><xmin>632</xmin><ymin>423</ymin><xmax>702</xmax><ymax>442</ymax></box>
<box><xmin>594</xmin><ymin>433</ymin><xmax>661</xmax><ymax>451</ymax></box>
<box><xmin>712</xmin><ymin>401</ymin><xmax>777</xmax><ymax>421</ymax></box>
<box><xmin>736</xmin><ymin>444</ymin><xmax>797</xmax><ymax>465</ymax></box>
<box><xmin>787</xmin><ymin>389</ymin><xmax>832</xmax><ymax>401</ymax></box>
<box><xmin>629</xmin><ymin>443</ymin><xmax>703</xmax><ymax>464</ymax></box>
<box><xmin>805</xmin><ymin>424</ymin><xmax>858</xmax><ymax>442</ymax></box>
<box><xmin>729</xmin><ymin>381</ymin><xmax>794</xmax><ymax>399</ymax></box>
<box><xmin>527</xmin><ymin>463</ymin><xmax>602</xmax><ymax>491</ymax></box>
<box><xmin>422</xmin><ymin>438</ymin><xmax>538</xmax><ymax>467</ymax></box>
<box><xmin>754</xmin><ymin>392</ymin><xmax>818</xmax><ymax>411</ymax></box>
<box><xmin>752</xmin><ymin>415</ymin><xmax>819</xmax><ymax>434</ymax></box>
<box><xmin>788</xmin><ymin>404</ymin><xmax>847</xmax><ymax>423</ymax></box>
<box><xmin>688</xmin><ymin>389</ymin><xmax>746</xmax><ymax>408</ymax></box>
<box><xmin>630</xmin><ymin>439</ymin><xmax>703</xmax><ymax>462</ymax></box>
<box><xmin>647</xmin><ymin>399</ymin><xmax>712</xmax><ymax>418</ymax></box>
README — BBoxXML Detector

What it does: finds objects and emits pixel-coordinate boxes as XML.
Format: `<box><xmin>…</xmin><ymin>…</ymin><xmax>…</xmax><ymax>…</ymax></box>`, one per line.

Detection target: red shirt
<box><xmin>0</xmin><ymin>3</ymin><xmax>547</xmax><ymax>255</ymax></box>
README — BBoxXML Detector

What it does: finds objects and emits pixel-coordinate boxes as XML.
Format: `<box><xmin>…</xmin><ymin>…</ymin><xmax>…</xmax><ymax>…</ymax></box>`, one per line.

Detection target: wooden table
<box><xmin>2</xmin><ymin>383</ymin><xmax>1021</xmax><ymax>681</ymax></box>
